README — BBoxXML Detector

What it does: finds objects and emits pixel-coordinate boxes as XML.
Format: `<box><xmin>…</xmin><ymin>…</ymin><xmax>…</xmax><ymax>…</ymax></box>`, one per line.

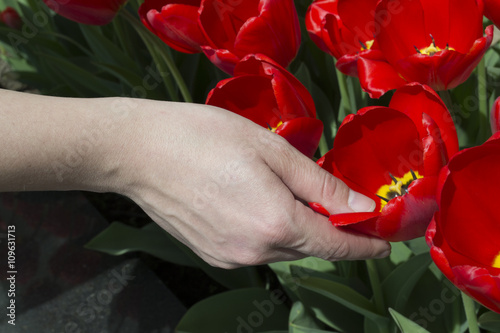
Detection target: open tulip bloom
<box><xmin>140</xmin><ymin>0</ymin><xmax>301</xmax><ymax>75</ymax></box>
<box><xmin>206</xmin><ymin>54</ymin><xmax>323</xmax><ymax>158</ymax></box>
<box><xmin>426</xmin><ymin>132</ymin><xmax>500</xmax><ymax>314</ymax></box>
<box><xmin>310</xmin><ymin>84</ymin><xmax>458</xmax><ymax>241</ymax></box>
<box><xmin>307</xmin><ymin>0</ymin><xmax>493</xmax><ymax>98</ymax></box>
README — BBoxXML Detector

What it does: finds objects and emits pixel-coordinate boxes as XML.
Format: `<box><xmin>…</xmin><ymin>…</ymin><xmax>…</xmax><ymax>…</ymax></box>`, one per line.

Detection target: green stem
<box><xmin>477</xmin><ymin>57</ymin><xmax>489</xmax><ymax>144</ymax></box>
<box><xmin>335</xmin><ymin>66</ymin><xmax>354</xmax><ymax>115</ymax></box>
<box><xmin>318</xmin><ymin>132</ymin><xmax>329</xmax><ymax>157</ymax></box>
<box><xmin>462</xmin><ymin>292</ymin><xmax>480</xmax><ymax>333</ymax></box>
<box><xmin>121</xmin><ymin>10</ymin><xmax>193</xmax><ymax>103</ymax></box>
<box><xmin>366</xmin><ymin>259</ymin><xmax>386</xmax><ymax>315</ymax></box>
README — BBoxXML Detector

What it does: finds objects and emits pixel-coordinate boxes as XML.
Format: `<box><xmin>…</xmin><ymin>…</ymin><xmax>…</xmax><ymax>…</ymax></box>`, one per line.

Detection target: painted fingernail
<box><xmin>348</xmin><ymin>190</ymin><xmax>376</xmax><ymax>212</ymax></box>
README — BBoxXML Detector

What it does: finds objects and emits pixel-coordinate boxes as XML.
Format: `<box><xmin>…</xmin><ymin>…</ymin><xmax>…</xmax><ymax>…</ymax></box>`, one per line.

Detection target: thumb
<box><xmin>260</xmin><ymin>134</ymin><xmax>375</xmax><ymax>214</ymax></box>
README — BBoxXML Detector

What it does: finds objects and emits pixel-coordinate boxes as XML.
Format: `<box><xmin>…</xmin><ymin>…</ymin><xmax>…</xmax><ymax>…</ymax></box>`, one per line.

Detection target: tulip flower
<box><xmin>305</xmin><ymin>0</ymin><xmax>399</xmax><ymax>81</ymax></box>
<box><xmin>43</xmin><ymin>0</ymin><xmax>127</xmax><ymax>25</ymax></box>
<box><xmin>199</xmin><ymin>0</ymin><xmax>301</xmax><ymax>74</ymax></box>
<box><xmin>360</xmin><ymin>0</ymin><xmax>493</xmax><ymax>97</ymax></box>
<box><xmin>139</xmin><ymin>0</ymin><xmax>207</xmax><ymax>54</ymax></box>
<box><xmin>141</xmin><ymin>0</ymin><xmax>301</xmax><ymax>74</ymax></box>
<box><xmin>484</xmin><ymin>0</ymin><xmax>500</xmax><ymax>28</ymax></box>
<box><xmin>0</xmin><ymin>7</ymin><xmax>22</xmax><ymax>30</ymax></box>
<box><xmin>491</xmin><ymin>97</ymin><xmax>500</xmax><ymax>134</ymax></box>
<box><xmin>426</xmin><ymin>132</ymin><xmax>500</xmax><ymax>314</ymax></box>
<box><xmin>206</xmin><ymin>54</ymin><xmax>323</xmax><ymax>158</ymax></box>
<box><xmin>310</xmin><ymin>84</ymin><xmax>458</xmax><ymax>241</ymax></box>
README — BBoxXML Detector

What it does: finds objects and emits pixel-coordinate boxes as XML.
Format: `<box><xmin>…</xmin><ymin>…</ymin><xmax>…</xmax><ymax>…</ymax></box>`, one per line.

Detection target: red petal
<box><xmin>420</xmin><ymin>113</ymin><xmax>447</xmax><ymax>176</ymax></box>
<box><xmin>275</xmin><ymin>118</ymin><xmax>323</xmax><ymax>158</ymax></box>
<box><xmin>199</xmin><ymin>0</ymin><xmax>259</xmax><ymax>50</ymax></box>
<box><xmin>356</xmin><ymin>50</ymin><xmax>407</xmax><ymax>98</ymax></box>
<box><xmin>447</xmin><ymin>0</ymin><xmax>483</xmax><ymax>53</ymax></box>
<box><xmin>235</xmin><ymin>54</ymin><xmax>317</xmax><ymax>118</ymax></box>
<box><xmin>439</xmin><ymin>140</ymin><xmax>500</xmax><ymax>268</ymax></box>
<box><xmin>233</xmin><ymin>0</ymin><xmax>300</xmax><ymax>68</ymax></box>
<box><xmin>140</xmin><ymin>2</ymin><xmax>205</xmax><ymax>54</ymax></box>
<box><xmin>485</xmin><ymin>0</ymin><xmax>500</xmax><ymax>28</ymax></box>
<box><xmin>491</xmin><ymin>96</ymin><xmax>500</xmax><ymax>134</ymax></box>
<box><xmin>375</xmin><ymin>177</ymin><xmax>438</xmax><ymax>241</ymax></box>
<box><xmin>201</xmin><ymin>46</ymin><xmax>240</xmax><ymax>75</ymax></box>
<box><xmin>452</xmin><ymin>266</ymin><xmax>500</xmax><ymax>313</ymax></box>
<box><xmin>337</xmin><ymin>0</ymin><xmax>379</xmax><ymax>44</ymax></box>
<box><xmin>309</xmin><ymin>202</ymin><xmax>330</xmax><ymax>216</ymax></box>
<box><xmin>333</xmin><ymin>107</ymin><xmax>422</xmax><ymax>193</ymax></box>
<box><xmin>205</xmin><ymin>75</ymin><xmax>281</xmax><ymax>127</ymax></box>
<box><xmin>44</xmin><ymin>0</ymin><xmax>127</xmax><ymax>25</ymax></box>
<box><xmin>389</xmin><ymin>83</ymin><xmax>459</xmax><ymax>160</ymax></box>
<box><xmin>375</xmin><ymin>0</ymin><xmax>429</xmax><ymax>65</ymax></box>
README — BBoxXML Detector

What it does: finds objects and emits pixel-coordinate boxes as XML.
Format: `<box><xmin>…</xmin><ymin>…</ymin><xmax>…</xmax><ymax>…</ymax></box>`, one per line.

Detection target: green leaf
<box><xmin>85</xmin><ymin>222</ymin><xmax>196</xmax><ymax>267</ymax></box>
<box><xmin>478</xmin><ymin>311</ymin><xmax>500</xmax><ymax>332</ymax></box>
<box><xmin>389</xmin><ymin>241</ymin><xmax>413</xmax><ymax>265</ymax></box>
<box><xmin>404</xmin><ymin>237</ymin><xmax>429</xmax><ymax>255</ymax></box>
<box><xmin>288</xmin><ymin>301</ymin><xmax>331</xmax><ymax>333</ymax></box>
<box><xmin>86</xmin><ymin>222</ymin><xmax>264</xmax><ymax>290</ymax></box>
<box><xmin>389</xmin><ymin>308</ymin><xmax>431</xmax><ymax>333</ymax></box>
<box><xmin>39</xmin><ymin>52</ymin><xmax>120</xmax><ymax>96</ymax></box>
<box><xmin>295</xmin><ymin>276</ymin><xmax>389</xmax><ymax>327</ymax></box>
<box><xmin>79</xmin><ymin>24</ymin><xmax>138</xmax><ymax>72</ymax></box>
<box><xmin>381</xmin><ymin>252</ymin><xmax>433</xmax><ymax>311</ymax></box>
<box><xmin>175</xmin><ymin>288</ymin><xmax>290</xmax><ymax>333</ymax></box>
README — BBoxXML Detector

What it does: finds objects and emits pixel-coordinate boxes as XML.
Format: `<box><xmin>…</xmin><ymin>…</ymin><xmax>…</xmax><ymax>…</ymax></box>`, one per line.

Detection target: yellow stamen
<box><xmin>376</xmin><ymin>170</ymin><xmax>423</xmax><ymax>211</ymax></box>
<box><xmin>388</xmin><ymin>180</ymin><xmax>403</xmax><ymax>196</ymax></box>
<box><xmin>493</xmin><ymin>252</ymin><xmax>500</xmax><ymax>269</ymax></box>
<box><xmin>361</xmin><ymin>39</ymin><xmax>375</xmax><ymax>51</ymax></box>
<box><xmin>269</xmin><ymin>121</ymin><xmax>283</xmax><ymax>133</ymax></box>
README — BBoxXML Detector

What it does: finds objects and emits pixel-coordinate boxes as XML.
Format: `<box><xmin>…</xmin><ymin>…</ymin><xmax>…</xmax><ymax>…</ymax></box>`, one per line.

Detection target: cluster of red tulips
<box><xmin>2</xmin><ymin>0</ymin><xmax>499</xmax><ymax>317</ymax></box>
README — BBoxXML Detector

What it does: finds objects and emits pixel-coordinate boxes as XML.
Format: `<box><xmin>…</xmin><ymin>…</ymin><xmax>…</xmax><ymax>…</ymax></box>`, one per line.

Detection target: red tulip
<box><xmin>199</xmin><ymin>0</ymin><xmax>301</xmax><ymax>74</ymax></box>
<box><xmin>360</xmin><ymin>0</ymin><xmax>493</xmax><ymax>97</ymax></box>
<box><xmin>484</xmin><ymin>0</ymin><xmax>500</xmax><ymax>28</ymax></box>
<box><xmin>139</xmin><ymin>0</ymin><xmax>207</xmax><ymax>54</ymax></box>
<box><xmin>426</xmin><ymin>132</ymin><xmax>500</xmax><ymax>314</ymax></box>
<box><xmin>43</xmin><ymin>0</ymin><xmax>127</xmax><ymax>25</ymax></box>
<box><xmin>0</xmin><ymin>7</ymin><xmax>22</xmax><ymax>30</ymax></box>
<box><xmin>305</xmin><ymin>0</ymin><xmax>390</xmax><ymax>78</ymax></box>
<box><xmin>206</xmin><ymin>54</ymin><xmax>323</xmax><ymax>158</ymax></box>
<box><xmin>310</xmin><ymin>84</ymin><xmax>458</xmax><ymax>241</ymax></box>
<box><xmin>492</xmin><ymin>97</ymin><xmax>500</xmax><ymax>134</ymax></box>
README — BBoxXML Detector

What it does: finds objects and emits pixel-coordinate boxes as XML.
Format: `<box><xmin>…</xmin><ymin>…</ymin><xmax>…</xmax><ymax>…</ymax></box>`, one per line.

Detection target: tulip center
<box><xmin>267</xmin><ymin>121</ymin><xmax>283</xmax><ymax>133</ymax></box>
<box><xmin>493</xmin><ymin>252</ymin><xmax>500</xmax><ymax>269</ymax></box>
<box><xmin>376</xmin><ymin>170</ymin><xmax>422</xmax><ymax>211</ymax></box>
<box><xmin>415</xmin><ymin>35</ymin><xmax>454</xmax><ymax>56</ymax></box>
<box><xmin>360</xmin><ymin>39</ymin><xmax>374</xmax><ymax>51</ymax></box>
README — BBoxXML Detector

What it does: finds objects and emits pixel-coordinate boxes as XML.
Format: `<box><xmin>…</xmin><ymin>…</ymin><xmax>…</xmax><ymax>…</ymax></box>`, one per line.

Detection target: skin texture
<box><xmin>0</xmin><ymin>89</ymin><xmax>390</xmax><ymax>268</ymax></box>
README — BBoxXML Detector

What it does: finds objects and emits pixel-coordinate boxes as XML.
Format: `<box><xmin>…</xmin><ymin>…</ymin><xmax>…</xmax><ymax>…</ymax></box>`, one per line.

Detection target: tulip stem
<box><xmin>477</xmin><ymin>57</ymin><xmax>490</xmax><ymax>144</ymax></box>
<box><xmin>366</xmin><ymin>259</ymin><xmax>386</xmax><ymax>315</ymax></box>
<box><xmin>318</xmin><ymin>132</ymin><xmax>329</xmax><ymax>157</ymax></box>
<box><xmin>121</xmin><ymin>10</ymin><xmax>193</xmax><ymax>103</ymax></box>
<box><xmin>335</xmin><ymin>66</ymin><xmax>354</xmax><ymax>116</ymax></box>
<box><xmin>461</xmin><ymin>292</ymin><xmax>480</xmax><ymax>333</ymax></box>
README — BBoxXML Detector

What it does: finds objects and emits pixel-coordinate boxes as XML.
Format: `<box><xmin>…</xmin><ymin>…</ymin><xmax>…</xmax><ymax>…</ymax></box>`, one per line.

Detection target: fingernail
<box><xmin>348</xmin><ymin>190</ymin><xmax>376</xmax><ymax>212</ymax></box>
<box><xmin>375</xmin><ymin>248</ymin><xmax>392</xmax><ymax>259</ymax></box>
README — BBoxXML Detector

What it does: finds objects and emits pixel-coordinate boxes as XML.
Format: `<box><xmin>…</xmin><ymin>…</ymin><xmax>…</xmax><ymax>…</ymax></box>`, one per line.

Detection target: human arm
<box><xmin>0</xmin><ymin>89</ymin><xmax>390</xmax><ymax>268</ymax></box>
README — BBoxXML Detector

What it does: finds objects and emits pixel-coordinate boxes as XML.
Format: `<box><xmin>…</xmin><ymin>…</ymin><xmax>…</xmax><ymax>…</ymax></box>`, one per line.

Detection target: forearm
<box><xmin>0</xmin><ymin>89</ymin><xmax>128</xmax><ymax>192</ymax></box>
